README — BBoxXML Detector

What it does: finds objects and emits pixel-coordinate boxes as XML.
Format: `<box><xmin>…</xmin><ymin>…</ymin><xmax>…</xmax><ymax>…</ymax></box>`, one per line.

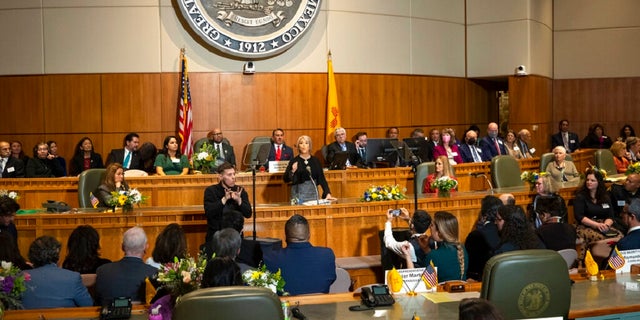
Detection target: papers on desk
<box><xmin>302</xmin><ymin>199</ymin><xmax>332</xmax><ymax>206</ymax></box>
<box><xmin>422</xmin><ymin>291</ymin><xmax>480</xmax><ymax>303</ymax></box>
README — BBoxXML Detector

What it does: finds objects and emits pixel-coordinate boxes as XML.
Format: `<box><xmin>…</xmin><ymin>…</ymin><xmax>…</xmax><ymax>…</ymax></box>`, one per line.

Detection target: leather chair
<box><xmin>414</xmin><ymin>162</ymin><xmax>434</xmax><ymax>194</ymax></box>
<box><xmin>329</xmin><ymin>267</ymin><xmax>352</xmax><ymax>293</ymax></box>
<box><xmin>77</xmin><ymin>168</ymin><xmax>106</xmax><ymax>208</ymax></box>
<box><xmin>540</xmin><ymin>152</ymin><xmax>572</xmax><ymax>172</ymax></box>
<box><xmin>594</xmin><ymin>149</ymin><xmax>617</xmax><ymax>176</ymax></box>
<box><xmin>490</xmin><ymin>155</ymin><xmax>523</xmax><ymax>188</ymax></box>
<box><xmin>173</xmin><ymin>286</ymin><xmax>283</xmax><ymax>320</ymax></box>
<box><xmin>480</xmin><ymin>249</ymin><xmax>571</xmax><ymax>319</ymax></box>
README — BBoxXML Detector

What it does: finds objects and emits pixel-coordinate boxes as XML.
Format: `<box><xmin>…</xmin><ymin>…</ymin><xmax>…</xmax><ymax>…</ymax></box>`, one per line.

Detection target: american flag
<box><xmin>608</xmin><ymin>246</ymin><xmax>626</xmax><ymax>270</ymax></box>
<box><xmin>421</xmin><ymin>261</ymin><xmax>438</xmax><ymax>289</ymax></box>
<box><xmin>178</xmin><ymin>49</ymin><xmax>194</xmax><ymax>160</ymax></box>
<box><xmin>89</xmin><ymin>192</ymin><xmax>99</xmax><ymax>208</ymax></box>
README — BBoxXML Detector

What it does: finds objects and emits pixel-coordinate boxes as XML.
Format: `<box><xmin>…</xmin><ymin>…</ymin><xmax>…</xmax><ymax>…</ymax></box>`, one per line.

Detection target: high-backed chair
<box><xmin>414</xmin><ymin>162</ymin><xmax>434</xmax><ymax>194</ymax></box>
<box><xmin>594</xmin><ymin>149</ymin><xmax>617</xmax><ymax>176</ymax></box>
<box><xmin>540</xmin><ymin>152</ymin><xmax>573</xmax><ymax>172</ymax></box>
<box><xmin>480</xmin><ymin>249</ymin><xmax>571</xmax><ymax>319</ymax></box>
<box><xmin>77</xmin><ymin>169</ymin><xmax>106</xmax><ymax>208</ymax></box>
<box><xmin>557</xmin><ymin>248</ymin><xmax>578</xmax><ymax>269</ymax></box>
<box><xmin>173</xmin><ymin>286</ymin><xmax>283</xmax><ymax>320</ymax></box>
<box><xmin>490</xmin><ymin>155</ymin><xmax>523</xmax><ymax>188</ymax></box>
<box><xmin>329</xmin><ymin>267</ymin><xmax>352</xmax><ymax>293</ymax></box>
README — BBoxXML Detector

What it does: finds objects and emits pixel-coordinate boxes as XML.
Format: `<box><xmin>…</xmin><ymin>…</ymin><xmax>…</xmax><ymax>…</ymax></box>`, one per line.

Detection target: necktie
<box><xmin>216</xmin><ymin>144</ymin><xmax>224</xmax><ymax>159</ymax></box>
<box><xmin>0</xmin><ymin>158</ymin><xmax>5</xmax><ymax>177</ymax></box>
<box><xmin>470</xmin><ymin>146</ymin><xmax>481</xmax><ymax>162</ymax></box>
<box><xmin>494</xmin><ymin>139</ymin><xmax>501</xmax><ymax>155</ymax></box>
<box><xmin>360</xmin><ymin>148</ymin><xmax>366</xmax><ymax>160</ymax></box>
<box><xmin>563</xmin><ymin>133</ymin><xmax>569</xmax><ymax>150</ymax></box>
<box><xmin>276</xmin><ymin>145</ymin><xmax>281</xmax><ymax>161</ymax></box>
<box><xmin>521</xmin><ymin>141</ymin><xmax>528</xmax><ymax>158</ymax></box>
<box><xmin>123</xmin><ymin>151</ymin><xmax>131</xmax><ymax>169</ymax></box>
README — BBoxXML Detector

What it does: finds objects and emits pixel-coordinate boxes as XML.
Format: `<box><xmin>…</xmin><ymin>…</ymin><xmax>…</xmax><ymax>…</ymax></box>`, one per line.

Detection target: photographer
<box><xmin>383</xmin><ymin>208</ymin><xmax>432</xmax><ymax>268</ymax></box>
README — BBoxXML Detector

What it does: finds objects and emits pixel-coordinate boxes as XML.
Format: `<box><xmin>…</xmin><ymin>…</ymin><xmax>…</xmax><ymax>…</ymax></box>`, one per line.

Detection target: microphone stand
<box><xmin>251</xmin><ymin>159</ymin><xmax>258</xmax><ymax>241</ymax></box>
<box><xmin>470</xmin><ymin>172</ymin><xmax>494</xmax><ymax>194</ymax></box>
<box><xmin>307</xmin><ymin>166</ymin><xmax>319</xmax><ymax>205</ymax></box>
<box><xmin>411</xmin><ymin>159</ymin><xmax>419</xmax><ymax>212</ymax></box>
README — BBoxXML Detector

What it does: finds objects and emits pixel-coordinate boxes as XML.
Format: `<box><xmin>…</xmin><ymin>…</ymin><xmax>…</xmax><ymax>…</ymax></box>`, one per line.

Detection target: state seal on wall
<box><xmin>176</xmin><ymin>0</ymin><xmax>322</xmax><ymax>58</ymax></box>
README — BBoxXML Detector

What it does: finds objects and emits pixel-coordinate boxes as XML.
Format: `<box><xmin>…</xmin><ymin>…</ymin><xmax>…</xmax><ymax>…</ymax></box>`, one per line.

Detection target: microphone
<box><xmin>468</xmin><ymin>172</ymin><xmax>494</xmax><ymax>194</ymax></box>
<box><xmin>306</xmin><ymin>166</ymin><xmax>320</xmax><ymax>205</ymax></box>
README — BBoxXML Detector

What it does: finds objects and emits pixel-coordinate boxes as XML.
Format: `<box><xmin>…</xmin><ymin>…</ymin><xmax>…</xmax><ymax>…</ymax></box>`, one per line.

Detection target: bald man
<box><xmin>0</xmin><ymin>141</ymin><xmax>25</xmax><ymax>178</ymax></box>
<box><xmin>517</xmin><ymin>129</ymin><xmax>535</xmax><ymax>158</ymax></box>
<box><xmin>479</xmin><ymin>123</ymin><xmax>507</xmax><ymax>159</ymax></box>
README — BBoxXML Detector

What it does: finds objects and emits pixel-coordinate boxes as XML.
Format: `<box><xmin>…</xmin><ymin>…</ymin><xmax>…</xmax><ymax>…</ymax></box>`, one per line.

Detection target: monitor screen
<box><xmin>364</xmin><ymin>138</ymin><xmax>396</xmax><ymax>163</ymax></box>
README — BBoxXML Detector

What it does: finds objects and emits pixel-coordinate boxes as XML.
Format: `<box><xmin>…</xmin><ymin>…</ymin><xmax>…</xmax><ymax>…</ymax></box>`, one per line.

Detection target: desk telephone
<box><xmin>361</xmin><ymin>284</ymin><xmax>395</xmax><ymax>307</ymax></box>
<box><xmin>100</xmin><ymin>297</ymin><xmax>132</xmax><ymax>320</ymax></box>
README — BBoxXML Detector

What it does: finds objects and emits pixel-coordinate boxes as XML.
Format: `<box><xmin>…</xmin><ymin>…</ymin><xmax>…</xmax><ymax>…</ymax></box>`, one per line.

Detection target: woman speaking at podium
<box><xmin>284</xmin><ymin>135</ymin><xmax>335</xmax><ymax>205</ymax></box>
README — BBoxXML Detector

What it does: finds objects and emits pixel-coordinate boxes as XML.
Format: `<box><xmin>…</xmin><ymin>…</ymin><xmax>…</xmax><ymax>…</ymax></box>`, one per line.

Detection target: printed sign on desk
<box><xmin>384</xmin><ymin>268</ymin><xmax>437</xmax><ymax>294</ymax></box>
<box><xmin>268</xmin><ymin>160</ymin><xmax>289</xmax><ymax>173</ymax></box>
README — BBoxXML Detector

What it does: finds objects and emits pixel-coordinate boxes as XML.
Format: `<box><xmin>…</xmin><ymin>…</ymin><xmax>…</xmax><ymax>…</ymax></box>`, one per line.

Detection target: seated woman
<box><xmin>422</xmin><ymin>155</ymin><xmax>457</xmax><ymax>194</ymax></box>
<box><xmin>580</xmin><ymin>123</ymin><xmax>613</xmax><ymax>149</ymax></box>
<box><xmin>283</xmin><ymin>135</ymin><xmax>335</xmax><ymax>204</ymax></box>
<box><xmin>494</xmin><ymin>205</ymin><xmax>545</xmax><ymax>255</ymax></box>
<box><xmin>10</xmin><ymin>140</ymin><xmax>30</xmax><ymax>166</ymax></box>
<box><xmin>26</xmin><ymin>142</ymin><xmax>65</xmax><ymax>178</ymax></box>
<box><xmin>618</xmin><ymin>124</ymin><xmax>636</xmax><ymax>142</ymax></box>
<box><xmin>528</xmin><ymin>174</ymin><xmax>568</xmax><ymax>228</ymax></box>
<box><xmin>611</xmin><ymin>141</ymin><xmax>631</xmax><ymax>174</ymax></box>
<box><xmin>534</xmin><ymin>197</ymin><xmax>577</xmax><ymax>252</ymax></box>
<box><xmin>405</xmin><ymin>211</ymin><xmax>468</xmax><ymax>282</ymax></box>
<box><xmin>147</xmin><ymin>223</ymin><xmax>187</xmax><ymax>269</ymax></box>
<box><xmin>22</xmin><ymin>236</ymin><xmax>93</xmax><ymax>309</ymax></box>
<box><xmin>154</xmin><ymin>136</ymin><xmax>189</xmax><ymax>176</ymax></box>
<box><xmin>47</xmin><ymin>140</ymin><xmax>67</xmax><ymax>176</ymax></box>
<box><xmin>504</xmin><ymin>129</ymin><xmax>523</xmax><ymax>159</ymax></box>
<box><xmin>201</xmin><ymin>256</ymin><xmax>243</xmax><ymax>288</ymax></box>
<box><xmin>433</xmin><ymin>128</ymin><xmax>463</xmax><ymax>165</ymax></box>
<box><xmin>574</xmin><ymin>167</ymin><xmax>621</xmax><ymax>261</ymax></box>
<box><xmin>0</xmin><ymin>232</ymin><xmax>31</xmax><ymax>270</ymax></box>
<box><xmin>465</xmin><ymin>195</ymin><xmax>503</xmax><ymax>281</ymax></box>
<box><xmin>69</xmin><ymin>137</ymin><xmax>104</xmax><ymax>176</ymax></box>
<box><xmin>545</xmin><ymin>146</ymin><xmax>580</xmax><ymax>183</ymax></box>
<box><xmin>62</xmin><ymin>225</ymin><xmax>111</xmax><ymax>274</ymax></box>
<box><xmin>138</xmin><ymin>142</ymin><xmax>158</xmax><ymax>175</ymax></box>
<box><xmin>95</xmin><ymin>163</ymin><xmax>129</xmax><ymax>208</ymax></box>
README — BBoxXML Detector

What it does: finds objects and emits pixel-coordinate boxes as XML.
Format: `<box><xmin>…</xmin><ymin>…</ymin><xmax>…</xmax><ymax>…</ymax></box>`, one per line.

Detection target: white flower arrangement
<box><xmin>0</xmin><ymin>190</ymin><xmax>19</xmax><ymax>200</ymax></box>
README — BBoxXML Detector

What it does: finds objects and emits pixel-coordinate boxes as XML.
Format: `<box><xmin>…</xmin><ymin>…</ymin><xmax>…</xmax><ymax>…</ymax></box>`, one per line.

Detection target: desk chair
<box><xmin>77</xmin><ymin>169</ymin><xmax>106</xmax><ymax>208</ymax></box>
<box><xmin>329</xmin><ymin>267</ymin><xmax>352</xmax><ymax>293</ymax></box>
<box><xmin>557</xmin><ymin>248</ymin><xmax>578</xmax><ymax>269</ymax></box>
<box><xmin>540</xmin><ymin>152</ymin><xmax>572</xmax><ymax>172</ymax></box>
<box><xmin>594</xmin><ymin>149</ymin><xmax>617</xmax><ymax>176</ymax></box>
<box><xmin>173</xmin><ymin>286</ymin><xmax>283</xmax><ymax>320</ymax></box>
<box><xmin>481</xmin><ymin>249</ymin><xmax>571</xmax><ymax>319</ymax></box>
<box><xmin>490</xmin><ymin>155</ymin><xmax>523</xmax><ymax>188</ymax></box>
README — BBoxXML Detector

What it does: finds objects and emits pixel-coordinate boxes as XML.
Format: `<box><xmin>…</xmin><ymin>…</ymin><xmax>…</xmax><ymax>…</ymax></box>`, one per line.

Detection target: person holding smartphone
<box><xmin>26</xmin><ymin>141</ymin><xmax>64</xmax><ymax>177</ymax></box>
<box><xmin>382</xmin><ymin>207</ymin><xmax>432</xmax><ymax>268</ymax></box>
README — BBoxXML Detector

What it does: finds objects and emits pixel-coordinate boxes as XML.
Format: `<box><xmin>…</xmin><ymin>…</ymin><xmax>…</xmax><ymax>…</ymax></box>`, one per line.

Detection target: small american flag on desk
<box><xmin>421</xmin><ymin>261</ymin><xmax>438</xmax><ymax>289</ymax></box>
<box><xmin>608</xmin><ymin>246</ymin><xmax>626</xmax><ymax>270</ymax></box>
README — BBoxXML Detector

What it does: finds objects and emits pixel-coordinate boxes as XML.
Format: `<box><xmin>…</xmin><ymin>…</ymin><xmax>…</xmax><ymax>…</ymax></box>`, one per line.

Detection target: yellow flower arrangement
<box><xmin>362</xmin><ymin>184</ymin><xmax>407</xmax><ymax>202</ymax></box>
<box><xmin>242</xmin><ymin>264</ymin><xmax>286</xmax><ymax>295</ymax></box>
<box><xmin>626</xmin><ymin>162</ymin><xmax>640</xmax><ymax>175</ymax></box>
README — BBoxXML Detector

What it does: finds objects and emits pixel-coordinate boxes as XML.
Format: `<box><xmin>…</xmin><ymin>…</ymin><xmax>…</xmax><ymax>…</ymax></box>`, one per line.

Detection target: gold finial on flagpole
<box><xmin>328</xmin><ymin>50</ymin><xmax>332</xmax><ymax>60</ymax></box>
<box><xmin>180</xmin><ymin>47</ymin><xmax>186</xmax><ymax>57</ymax></box>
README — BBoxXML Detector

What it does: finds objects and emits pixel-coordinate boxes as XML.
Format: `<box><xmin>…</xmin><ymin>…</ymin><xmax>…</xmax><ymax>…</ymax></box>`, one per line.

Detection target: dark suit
<box><xmin>95</xmin><ymin>256</ymin><xmax>157</xmax><ymax>305</ymax></box>
<box><xmin>325</xmin><ymin>141</ymin><xmax>360</xmax><ymax>167</ymax></box>
<box><xmin>551</xmin><ymin>131</ymin><xmax>580</xmax><ymax>153</ymax></box>
<box><xmin>22</xmin><ymin>264</ymin><xmax>93</xmax><ymax>309</ymax></box>
<box><xmin>213</xmin><ymin>143</ymin><xmax>237</xmax><ymax>168</ymax></box>
<box><xmin>26</xmin><ymin>157</ymin><xmax>65</xmax><ymax>178</ymax></box>
<box><xmin>257</xmin><ymin>143</ymin><xmax>294</xmax><ymax>167</ymax></box>
<box><xmin>424</xmin><ymin>140</ymin><xmax>437</xmax><ymax>162</ymax></box>
<box><xmin>69</xmin><ymin>152</ymin><xmax>104</xmax><ymax>176</ymax></box>
<box><xmin>536</xmin><ymin>223</ymin><xmax>576</xmax><ymax>251</ymax></box>
<box><xmin>617</xmin><ymin>228</ymin><xmax>640</xmax><ymax>251</ymax></box>
<box><xmin>459</xmin><ymin>143</ymin><xmax>490</xmax><ymax>163</ymax></box>
<box><xmin>465</xmin><ymin>223</ymin><xmax>500</xmax><ymax>281</ymax></box>
<box><xmin>203</xmin><ymin>183</ymin><xmax>252</xmax><ymax>243</ymax></box>
<box><xmin>106</xmin><ymin>148</ymin><xmax>141</xmax><ymax>170</ymax></box>
<box><xmin>0</xmin><ymin>157</ymin><xmax>25</xmax><ymax>178</ymax></box>
<box><xmin>263</xmin><ymin>242</ymin><xmax>336</xmax><ymax>295</ymax></box>
<box><xmin>580</xmin><ymin>134</ymin><xmax>613</xmax><ymax>149</ymax></box>
<box><xmin>479</xmin><ymin>136</ymin><xmax>507</xmax><ymax>159</ymax></box>
<box><xmin>609</xmin><ymin>184</ymin><xmax>640</xmax><ymax>233</ymax></box>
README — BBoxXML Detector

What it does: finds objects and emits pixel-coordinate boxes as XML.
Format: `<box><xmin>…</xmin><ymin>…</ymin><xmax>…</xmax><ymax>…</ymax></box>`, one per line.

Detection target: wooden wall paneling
<box><xmin>276</xmin><ymin>73</ymin><xmax>326</xmax><ymax>131</ymax></box>
<box><xmin>369</xmin><ymin>75</ymin><xmax>413</xmax><ymax>128</ymax></box>
<box><xmin>509</xmin><ymin>75</ymin><xmax>553</xmax><ymax>152</ymax></box>
<box><xmin>411</xmin><ymin>76</ymin><xmax>468</xmax><ymax>128</ymax></box>
<box><xmin>101</xmin><ymin>73</ymin><xmax>162</xmax><ymax>133</ymax></box>
<box><xmin>160</xmin><ymin>72</ymin><xmax>180</xmax><ymax>135</ymax></box>
<box><xmin>187</xmin><ymin>72</ymin><xmax>221</xmax><ymax>137</ymax></box>
<box><xmin>43</xmin><ymin>75</ymin><xmax>102</xmax><ymax>135</ymax></box>
<box><xmin>0</xmin><ymin>76</ymin><xmax>44</xmax><ymax>135</ymax></box>
<box><xmin>337</xmin><ymin>74</ymin><xmax>372</xmax><ymax>129</ymax></box>
<box><xmin>464</xmin><ymin>79</ymin><xmax>491</xmax><ymax>126</ymax></box>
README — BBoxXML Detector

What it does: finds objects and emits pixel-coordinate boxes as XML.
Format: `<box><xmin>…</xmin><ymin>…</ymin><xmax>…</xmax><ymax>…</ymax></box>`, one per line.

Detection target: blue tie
<box><xmin>123</xmin><ymin>151</ymin><xmax>131</xmax><ymax>169</ymax></box>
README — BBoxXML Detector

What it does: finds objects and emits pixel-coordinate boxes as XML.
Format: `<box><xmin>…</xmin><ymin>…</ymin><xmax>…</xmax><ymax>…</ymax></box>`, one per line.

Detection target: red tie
<box><xmin>494</xmin><ymin>139</ymin><xmax>501</xmax><ymax>155</ymax></box>
<box><xmin>276</xmin><ymin>145</ymin><xmax>281</xmax><ymax>161</ymax></box>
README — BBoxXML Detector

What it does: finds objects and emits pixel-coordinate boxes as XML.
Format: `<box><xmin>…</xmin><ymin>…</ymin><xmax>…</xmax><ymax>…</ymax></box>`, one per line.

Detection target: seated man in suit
<box><xmin>354</xmin><ymin>131</ymin><xmax>371</xmax><ymax>167</ymax></box>
<box><xmin>257</xmin><ymin>128</ymin><xmax>294</xmax><ymax>169</ymax></box>
<box><xmin>609</xmin><ymin>173</ymin><xmax>640</xmax><ymax>234</ymax></box>
<box><xmin>208</xmin><ymin>128</ymin><xmax>236</xmax><ymax>169</ymax></box>
<box><xmin>0</xmin><ymin>141</ymin><xmax>25</xmax><ymax>178</ymax></box>
<box><xmin>263</xmin><ymin>214</ymin><xmax>336</xmax><ymax>295</ymax></box>
<box><xmin>95</xmin><ymin>226</ymin><xmax>157</xmax><ymax>305</ymax></box>
<box><xmin>106</xmin><ymin>132</ymin><xmax>141</xmax><ymax>170</ymax></box>
<box><xmin>22</xmin><ymin>236</ymin><xmax>93</xmax><ymax>309</ymax></box>
<box><xmin>551</xmin><ymin>119</ymin><xmax>580</xmax><ymax>153</ymax></box>
<box><xmin>517</xmin><ymin>129</ymin><xmax>536</xmax><ymax>158</ymax></box>
<box><xmin>535</xmin><ymin>197</ymin><xmax>576</xmax><ymax>251</ymax></box>
<box><xmin>618</xmin><ymin>198</ymin><xmax>640</xmax><ymax>250</ymax></box>
<box><xmin>325</xmin><ymin>127</ymin><xmax>360</xmax><ymax>168</ymax></box>
<box><xmin>459</xmin><ymin>130</ymin><xmax>490</xmax><ymax>163</ymax></box>
<box><xmin>479</xmin><ymin>122</ymin><xmax>507</xmax><ymax>159</ymax></box>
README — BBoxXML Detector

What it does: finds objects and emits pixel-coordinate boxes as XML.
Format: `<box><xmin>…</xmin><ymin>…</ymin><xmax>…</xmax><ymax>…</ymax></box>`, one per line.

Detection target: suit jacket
<box><xmin>609</xmin><ymin>183</ymin><xmax>640</xmax><ymax>216</ymax></box>
<box><xmin>1</xmin><ymin>157</ymin><xmax>25</xmax><ymax>178</ymax></box>
<box><xmin>69</xmin><ymin>152</ymin><xmax>104</xmax><ymax>176</ymax></box>
<box><xmin>325</xmin><ymin>141</ymin><xmax>360</xmax><ymax>167</ymax></box>
<box><xmin>26</xmin><ymin>157</ymin><xmax>65</xmax><ymax>178</ymax></box>
<box><xmin>465</xmin><ymin>223</ymin><xmax>500</xmax><ymax>281</ymax></box>
<box><xmin>580</xmin><ymin>134</ymin><xmax>613</xmax><ymax>149</ymax></box>
<box><xmin>536</xmin><ymin>223</ymin><xmax>576</xmax><ymax>251</ymax></box>
<box><xmin>433</xmin><ymin>145</ymin><xmax>463</xmax><ymax>164</ymax></box>
<box><xmin>618</xmin><ymin>228</ymin><xmax>640</xmax><ymax>251</ymax></box>
<box><xmin>95</xmin><ymin>256</ymin><xmax>158</xmax><ymax>305</ymax></box>
<box><xmin>22</xmin><ymin>264</ymin><xmax>93</xmax><ymax>309</ymax></box>
<box><xmin>213</xmin><ymin>143</ymin><xmax>237</xmax><ymax>168</ymax></box>
<box><xmin>479</xmin><ymin>136</ymin><xmax>508</xmax><ymax>159</ymax></box>
<box><xmin>106</xmin><ymin>148</ymin><xmax>141</xmax><ymax>170</ymax></box>
<box><xmin>257</xmin><ymin>143</ymin><xmax>294</xmax><ymax>166</ymax></box>
<box><xmin>203</xmin><ymin>182</ymin><xmax>252</xmax><ymax>243</ymax></box>
<box><xmin>551</xmin><ymin>131</ymin><xmax>580</xmax><ymax>153</ymax></box>
<box><xmin>263</xmin><ymin>242</ymin><xmax>336</xmax><ymax>295</ymax></box>
<box><xmin>459</xmin><ymin>143</ymin><xmax>490</xmax><ymax>163</ymax></box>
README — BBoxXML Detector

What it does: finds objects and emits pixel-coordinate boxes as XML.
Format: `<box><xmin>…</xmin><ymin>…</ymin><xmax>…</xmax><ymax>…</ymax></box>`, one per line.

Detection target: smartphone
<box><xmin>391</xmin><ymin>209</ymin><xmax>401</xmax><ymax>216</ymax></box>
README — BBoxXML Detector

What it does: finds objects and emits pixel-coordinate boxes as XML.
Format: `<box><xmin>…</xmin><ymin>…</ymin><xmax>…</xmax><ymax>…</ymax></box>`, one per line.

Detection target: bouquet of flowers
<box><xmin>193</xmin><ymin>142</ymin><xmax>219</xmax><ymax>174</ymax></box>
<box><xmin>626</xmin><ymin>162</ymin><xmax>640</xmax><ymax>175</ymax></box>
<box><xmin>362</xmin><ymin>185</ymin><xmax>407</xmax><ymax>202</ymax></box>
<box><xmin>520</xmin><ymin>171</ymin><xmax>542</xmax><ymax>185</ymax></box>
<box><xmin>0</xmin><ymin>190</ymin><xmax>19</xmax><ymax>200</ymax></box>
<box><xmin>107</xmin><ymin>188</ymin><xmax>146</xmax><ymax>209</ymax></box>
<box><xmin>431</xmin><ymin>176</ymin><xmax>458</xmax><ymax>192</ymax></box>
<box><xmin>156</xmin><ymin>253</ymin><xmax>208</xmax><ymax>297</ymax></box>
<box><xmin>242</xmin><ymin>264</ymin><xmax>286</xmax><ymax>295</ymax></box>
<box><xmin>0</xmin><ymin>261</ymin><xmax>30</xmax><ymax>310</ymax></box>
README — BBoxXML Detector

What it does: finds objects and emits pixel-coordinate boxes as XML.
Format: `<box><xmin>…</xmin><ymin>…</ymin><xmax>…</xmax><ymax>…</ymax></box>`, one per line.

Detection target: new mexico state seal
<box><xmin>177</xmin><ymin>0</ymin><xmax>322</xmax><ymax>59</ymax></box>
<box><xmin>517</xmin><ymin>282</ymin><xmax>551</xmax><ymax>317</ymax></box>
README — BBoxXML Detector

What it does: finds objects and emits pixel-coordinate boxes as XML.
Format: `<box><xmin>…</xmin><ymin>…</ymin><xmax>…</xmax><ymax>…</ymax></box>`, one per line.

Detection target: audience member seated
<box><xmin>213</xmin><ymin>210</ymin><xmax>263</xmax><ymax>268</ymax></box>
<box><xmin>22</xmin><ymin>236</ymin><xmax>93</xmax><ymax>309</ymax></box>
<box><xmin>0</xmin><ymin>195</ymin><xmax>20</xmax><ymax>241</ymax></box>
<box><xmin>283</xmin><ymin>135</ymin><xmax>335</xmax><ymax>204</ymax></box>
<box><xmin>573</xmin><ymin>167</ymin><xmax>621</xmax><ymax>261</ymax></box>
<box><xmin>95</xmin><ymin>227</ymin><xmax>157</xmax><ymax>305</ymax></box>
<box><xmin>516</xmin><ymin>129</ymin><xmax>536</xmax><ymax>158</ymax></box>
<box><xmin>465</xmin><ymin>196</ymin><xmax>503</xmax><ymax>281</ymax></box>
<box><xmin>106</xmin><ymin>132</ymin><xmax>142</xmax><ymax>170</ymax></box>
<box><xmin>459</xmin><ymin>129</ymin><xmax>489</xmax><ymax>163</ymax></box>
<box><xmin>207</xmin><ymin>128</ymin><xmax>237</xmax><ymax>169</ymax></box>
<box><xmin>325</xmin><ymin>127</ymin><xmax>360</xmax><ymax>168</ymax></box>
<box><xmin>383</xmin><ymin>208</ymin><xmax>432</xmax><ymax>268</ymax></box>
<box><xmin>201</xmin><ymin>256</ymin><xmax>243</xmax><ymax>288</ymax></box>
<box><xmin>10</xmin><ymin>140</ymin><xmax>30</xmax><ymax>167</ymax></box>
<box><xmin>95</xmin><ymin>163</ymin><xmax>129</xmax><ymax>208</ymax></box>
<box><xmin>0</xmin><ymin>141</ymin><xmax>25</xmax><ymax>178</ymax></box>
<box><xmin>611</xmin><ymin>141</ymin><xmax>631</xmax><ymax>173</ymax></box>
<box><xmin>480</xmin><ymin>122</ymin><xmax>507</xmax><ymax>159</ymax></box>
<box><xmin>353</xmin><ymin>131</ymin><xmax>371</xmax><ymax>167</ymax></box>
<box><xmin>263</xmin><ymin>214</ymin><xmax>336</xmax><ymax>295</ymax></box>
<box><xmin>459</xmin><ymin>298</ymin><xmax>504</xmax><ymax>320</ymax></box>
<box><xmin>618</xmin><ymin>124</ymin><xmax>636</xmax><ymax>142</ymax></box>
<box><xmin>535</xmin><ymin>197</ymin><xmax>577</xmax><ymax>251</ymax></box>
<box><xmin>146</xmin><ymin>223</ymin><xmax>187</xmax><ymax>269</ymax></box>
<box><xmin>385</xmin><ymin>127</ymin><xmax>414</xmax><ymax>167</ymax></box>
<box><xmin>422</xmin><ymin>155</ymin><xmax>457</xmax><ymax>194</ymax></box>
<box><xmin>62</xmin><ymin>225</ymin><xmax>111</xmax><ymax>274</ymax></box>
<box><xmin>494</xmin><ymin>205</ymin><xmax>545</xmax><ymax>255</ymax></box>
<box><xmin>405</xmin><ymin>211</ymin><xmax>468</xmax><ymax>282</ymax></box>
<box><xmin>26</xmin><ymin>142</ymin><xmax>65</xmax><ymax>177</ymax></box>
<box><xmin>580</xmin><ymin>123</ymin><xmax>613</xmax><ymax>149</ymax></box>
<box><xmin>257</xmin><ymin>128</ymin><xmax>294</xmax><ymax>168</ymax></box>
<box><xmin>69</xmin><ymin>137</ymin><xmax>104</xmax><ymax>176</ymax></box>
<box><xmin>503</xmin><ymin>129</ymin><xmax>523</xmax><ymax>159</ymax></box>
<box><xmin>609</xmin><ymin>173</ymin><xmax>640</xmax><ymax>234</ymax></box>
<box><xmin>433</xmin><ymin>128</ymin><xmax>463</xmax><ymax>165</ymax></box>
<box><xmin>205</xmin><ymin>228</ymin><xmax>252</xmax><ymax>273</ymax></box>
<box><xmin>545</xmin><ymin>146</ymin><xmax>580</xmax><ymax>183</ymax></box>
<box><xmin>551</xmin><ymin>119</ymin><xmax>580</xmax><ymax>153</ymax></box>
<box><xmin>627</xmin><ymin>137</ymin><xmax>640</xmax><ymax>163</ymax></box>
<box><xmin>138</xmin><ymin>142</ymin><xmax>158</xmax><ymax>175</ymax></box>
<box><xmin>0</xmin><ymin>232</ymin><xmax>31</xmax><ymax>270</ymax></box>
<box><xmin>154</xmin><ymin>135</ymin><xmax>189</xmax><ymax>176</ymax></box>
<box><xmin>617</xmin><ymin>198</ymin><xmax>640</xmax><ymax>250</ymax></box>
<box><xmin>527</xmin><ymin>175</ymin><xmax>568</xmax><ymax>228</ymax></box>
<box><xmin>46</xmin><ymin>140</ymin><xmax>67</xmax><ymax>176</ymax></box>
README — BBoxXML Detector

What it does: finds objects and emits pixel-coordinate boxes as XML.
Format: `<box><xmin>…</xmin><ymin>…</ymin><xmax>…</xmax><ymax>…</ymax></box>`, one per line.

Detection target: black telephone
<box><xmin>361</xmin><ymin>284</ymin><xmax>395</xmax><ymax>307</ymax></box>
<box><xmin>100</xmin><ymin>297</ymin><xmax>132</xmax><ymax>320</ymax></box>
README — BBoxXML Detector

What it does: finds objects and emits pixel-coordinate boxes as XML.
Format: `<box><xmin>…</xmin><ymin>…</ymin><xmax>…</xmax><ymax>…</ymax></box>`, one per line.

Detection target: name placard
<box><xmin>268</xmin><ymin>160</ymin><xmax>290</xmax><ymax>173</ymax></box>
<box><xmin>384</xmin><ymin>268</ymin><xmax>436</xmax><ymax>294</ymax></box>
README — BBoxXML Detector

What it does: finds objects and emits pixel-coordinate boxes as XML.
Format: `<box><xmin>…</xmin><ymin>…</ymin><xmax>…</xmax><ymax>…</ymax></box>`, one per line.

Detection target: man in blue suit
<box><xmin>550</xmin><ymin>119</ymin><xmax>580</xmax><ymax>153</ymax></box>
<box><xmin>22</xmin><ymin>236</ymin><xmax>93</xmax><ymax>309</ymax></box>
<box><xmin>617</xmin><ymin>198</ymin><xmax>640</xmax><ymax>251</ymax></box>
<box><xmin>459</xmin><ymin>130</ymin><xmax>490</xmax><ymax>163</ymax></box>
<box><xmin>479</xmin><ymin>122</ymin><xmax>507</xmax><ymax>159</ymax></box>
<box><xmin>257</xmin><ymin>128</ymin><xmax>294</xmax><ymax>169</ymax></box>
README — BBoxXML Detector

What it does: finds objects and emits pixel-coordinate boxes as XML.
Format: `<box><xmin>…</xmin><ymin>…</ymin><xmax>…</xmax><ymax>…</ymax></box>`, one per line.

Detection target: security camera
<box><xmin>515</xmin><ymin>65</ymin><xmax>527</xmax><ymax>76</ymax></box>
<box><xmin>243</xmin><ymin>61</ymin><xmax>255</xmax><ymax>74</ymax></box>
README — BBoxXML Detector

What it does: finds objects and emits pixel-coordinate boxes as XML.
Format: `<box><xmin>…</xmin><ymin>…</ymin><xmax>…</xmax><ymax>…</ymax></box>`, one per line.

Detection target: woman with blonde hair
<box><xmin>422</xmin><ymin>155</ymin><xmax>457</xmax><ymax>194</ymax></box>
<box><xmin>610</xmin><ymin>141</ymin><xmax>630</xmax><ymax>173</ymax></box>
<box><xmin>283</xmin><ymin>135</ymin><xmax>335</xmax><ymax>204</ymax></box>
<box><xmin>433</xmin><ymin>128</ymin><xmax>463</xmax><ymax>165</ymax></box>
